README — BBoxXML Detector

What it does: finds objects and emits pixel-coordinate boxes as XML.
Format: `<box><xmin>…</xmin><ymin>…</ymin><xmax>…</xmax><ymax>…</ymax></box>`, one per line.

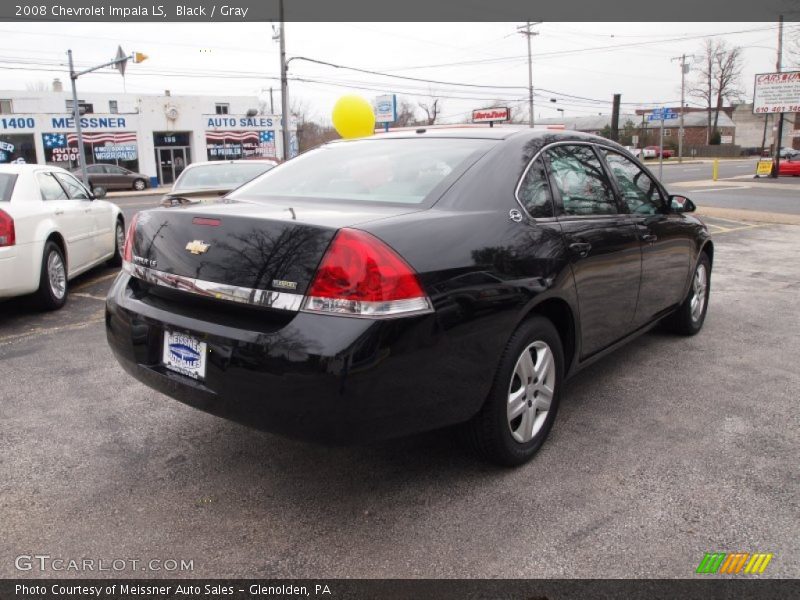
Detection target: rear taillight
<box><xmin>302</xmin><ymin>228</ymin><xmax>432</xmax><ymax>318</ymax></box>
<box><xmin>0</xmin><ymin>209</ymin><xmax>15</xmax><ymax>247</ymax></box>
<box><xmin>121</xmin><ymin>213</ymin><xmax>139</xmax><ymax>270</ymax></box>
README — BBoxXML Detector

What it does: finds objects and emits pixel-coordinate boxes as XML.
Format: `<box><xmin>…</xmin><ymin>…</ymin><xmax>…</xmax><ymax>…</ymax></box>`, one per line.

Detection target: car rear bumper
<box><xmin>106</xmin><ymin>273</ymin><xmax>494</xmax><ymax>444</ymax></box>
<box><xmin>0</xmin><ymin>243</ymin><xmax>39</xmax><ymax>299</ymax></box>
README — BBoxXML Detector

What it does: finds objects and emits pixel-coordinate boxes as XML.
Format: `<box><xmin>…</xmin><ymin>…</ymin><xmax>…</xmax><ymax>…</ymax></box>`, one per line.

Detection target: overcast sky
<box><xmin>0</xmin><ymin>21</ymin><xmax>796</xmax><ymax>123</ymax></box>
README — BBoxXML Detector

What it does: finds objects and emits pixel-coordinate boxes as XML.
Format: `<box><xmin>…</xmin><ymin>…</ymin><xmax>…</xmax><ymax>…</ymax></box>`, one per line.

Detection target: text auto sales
<box><xmin>16</xmin><ymin>584</ymin><xmax>331</xmax><ymax>597</ymax></box>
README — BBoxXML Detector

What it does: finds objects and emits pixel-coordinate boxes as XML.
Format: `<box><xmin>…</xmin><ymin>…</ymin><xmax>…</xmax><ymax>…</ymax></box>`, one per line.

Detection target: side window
<box><xmin>53</xmin><ymin>173</ymin><xmax>91</xmax><ymax>200</ymax></box>
<box><xmin>86</xmin><ymin>165</ymin><xmax>103</xmax><ymax>174</ymax></box>
<box><xmin>517</xmin><ymin>157</ymin><xmax>554</xmax><ymax>218</ymax></box>
<box><xmin>601</xmin><ymin>149</ymin><xmax>666</xmax><ymax>215</ymax></box>
<box><xmin>37</xmin><ymin>173</ymin><xmax>68</xmax><ymax>201</ymax></box>
<box><xmin>545</xmin><ymin>145</ymin><xmax>617</xmax><ymax>216</ymax></box>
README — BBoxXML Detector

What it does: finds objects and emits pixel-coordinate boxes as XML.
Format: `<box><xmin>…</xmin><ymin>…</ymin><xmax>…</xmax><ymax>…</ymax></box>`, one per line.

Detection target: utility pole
<box><xmin>610</xmin><ymin>93</ymin><xmax>621</xmax><ymax>141</ymax></box>
<box><xmin>517</xmin><ymin>22</ymin><xmax>540</xmax><ymax>127</ymax></box>
<box><xmin>67</xmin><ymin>47</ymin><xmax>147</xmax><ymax>185</ymax></box>
<box><xmin>671</xmin><ymin>54</ymin><xmax>693</xmax><ymax>163</ymax></box>
<box><xmin>772</xmin><ymin>15</ymin><xmax>784</xmax><ymax>178</ymax></box>
<box><xmin>67</xmin><ymin>50</ymin><xmax>88</xmax><ymax>185</ymax></box>
<box><xmin>278</xmin><ymin>0</ymin><xmax>290</xmax><ymax>161</ymax></box>
<box><xmin>270</xmin><ymin>87</ymin><xmax>274</xmax><ymax>114</ymax></box>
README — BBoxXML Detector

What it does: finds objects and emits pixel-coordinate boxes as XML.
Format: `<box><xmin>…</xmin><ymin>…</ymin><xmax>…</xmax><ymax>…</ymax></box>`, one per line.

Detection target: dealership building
<box><xmin>0</xmin><ymin>83</ymin><xmax>297</xmax><ymax>186</ymax></box>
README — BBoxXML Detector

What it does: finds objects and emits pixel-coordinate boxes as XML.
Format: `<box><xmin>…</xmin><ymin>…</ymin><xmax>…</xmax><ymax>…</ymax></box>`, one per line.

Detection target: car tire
<box><xmin>132</xmin><ymin>178</ymin><xmax>146</xmax><ymax>191</ymax></box>
<box><xmin>664</xmin><ymin>252</ymin><xmax>711</xmax><ymax>336</ymax></box>
<box><xmin>35</xmin><ymin>241</ymin><xmax>68</xmax><ymax>311</ymax></box>
<box><xmin>461</xmin><ymin>315</ymin><xmax>564</xmax><ymax>467</ymax></box>
<box><xmin>108</xmin><ymin>218</ymin><xmax>125</xmax><ymax>267</ymax></box>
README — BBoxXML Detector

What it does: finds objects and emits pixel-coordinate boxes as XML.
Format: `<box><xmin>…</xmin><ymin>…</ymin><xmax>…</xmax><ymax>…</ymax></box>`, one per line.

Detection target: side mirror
<box><xmin>92</xmin><ymin>186</ymin><xmax>107</xmax><ymax>199</ymax></box>
<box><xmin>670</xmin><ymin>194</ymin><xmax>696</xmax><ymax>213</ymax></box>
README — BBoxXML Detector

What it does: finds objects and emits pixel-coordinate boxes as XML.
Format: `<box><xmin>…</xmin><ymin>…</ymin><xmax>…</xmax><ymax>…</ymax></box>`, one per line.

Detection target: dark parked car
<box><xmin>106</xmin><ymin>128</ymin><xmax>713</xmax><ymax>466</ymax></box>
<box><xmin>73</xmin><ymin>164</ymin><xmax>149</xmax><ymax>191</ymax></box>
<box><xmin>161</xmin><ymin>159</ymin><xmax>278</xmax><ymax>206</ymax></box>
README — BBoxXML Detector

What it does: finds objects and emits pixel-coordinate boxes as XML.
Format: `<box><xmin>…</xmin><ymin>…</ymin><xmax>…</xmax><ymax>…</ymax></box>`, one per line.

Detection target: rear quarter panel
<box><xmin>362</xmin><ymin>133</ymin><xmax>580</xmax><ymax>415</ymax></box>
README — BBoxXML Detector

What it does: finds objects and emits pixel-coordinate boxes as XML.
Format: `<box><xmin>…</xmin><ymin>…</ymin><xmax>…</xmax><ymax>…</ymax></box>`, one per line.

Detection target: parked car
<box><xmin>644</xmin><ymin>146</ymin><xmax>672</xmax><ymax>159</ymax></box>
<box><xmin>106</xmin><ymin>129</ymin><xmax>712</xmax><ymax>466</ymax></box>
<box><xmin>161</xmin><ymin>159</ymin><xmax>278</xmax><ymax>206</ymax></box>
<box><xmin>0</xmin><ymin>164</ymin><xmax>124</xmax><ymax>310</ymax></box>
<box><xmin>72</xmin><ymin>164</ymin><xmax>150</xmax><ymax>192</ymax></box>
<box><xmin>777</xmin><ymin>154</ymin><xmax>800</xmax><ymax>176</ymax></box>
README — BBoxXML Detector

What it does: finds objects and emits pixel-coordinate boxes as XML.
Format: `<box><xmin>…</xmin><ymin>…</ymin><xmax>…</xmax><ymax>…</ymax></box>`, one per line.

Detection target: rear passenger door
<box><xmin>37</xmin><ymin>171</ymin><xmax>94</xmax><ymax>273</ymax></box>
<box><xmin>543</xmin><ymin>143</ymin><xmax>642</xmax><ymax>358</ymax></box>
<box><xmin>598</xmin><ymin>148</ymin><xmax>693</xmax><ymax>326</ymax></box>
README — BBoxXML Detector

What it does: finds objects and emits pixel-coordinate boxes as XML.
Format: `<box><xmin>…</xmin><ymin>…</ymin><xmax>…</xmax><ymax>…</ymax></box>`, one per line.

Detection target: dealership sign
<box><xmin>374</xmin><ymin>95</ymin><xmax>397</xmax><ymax>124</ymax></box>
<box><xmin>472</xmin><ymin>107</ymin><xmax>510</xmax><ymax>123</ymax></box>
<box><xmin>753</xmin><ymin>71</ymin><xmax>800</xmax><ymax>114</ymax></box>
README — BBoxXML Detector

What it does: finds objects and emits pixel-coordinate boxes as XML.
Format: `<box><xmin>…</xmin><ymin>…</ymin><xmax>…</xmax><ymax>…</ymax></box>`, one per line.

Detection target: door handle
<box><xmin>569</xmin><ymin>242</ymin><xmax>592</xmax><ymax>257</ymax></box>
<box><xmin>54</xmin><ymin>210</ymin><xmax>64</xmax><ymax>216</ymax></box>
<box><xmin>641</xmin><ymin>233</ymin><xmax>658</xmax><ymax>243</ymax></box>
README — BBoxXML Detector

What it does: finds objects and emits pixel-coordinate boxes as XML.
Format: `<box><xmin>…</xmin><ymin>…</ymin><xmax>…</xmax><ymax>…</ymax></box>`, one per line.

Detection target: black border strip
<box><xmin>0</xmin><ymin>0</ymin><xmax>798</xmax><ymax>22</ymax></box>
<box><xmin>2</xmin><ymin>579</ymin><xmax>800</xmax><ymax>600</ymax></box>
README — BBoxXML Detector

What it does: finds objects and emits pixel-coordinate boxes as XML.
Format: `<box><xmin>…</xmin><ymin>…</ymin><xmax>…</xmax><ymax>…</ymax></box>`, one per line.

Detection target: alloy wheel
<box><xmin>690</xmin><ymin>264</ymin><xmax>707</xmax><ymax>322</ymax></box>
<box><xmin>507</xmin><ymin>341</ymin><xmax>556</xmax><ymax>443</ymax></box>
<box><xmin>47</xmin><ymin>251</ymin><xmax>66</xmax><ymax>300</ymax></box>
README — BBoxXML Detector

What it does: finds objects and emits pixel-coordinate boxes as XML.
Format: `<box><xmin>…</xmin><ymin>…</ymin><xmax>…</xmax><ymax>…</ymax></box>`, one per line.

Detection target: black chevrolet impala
<box><xmin>106</xmin><ymin>128</ymin><xmax>712</xmax><ymax>466</ymax></box>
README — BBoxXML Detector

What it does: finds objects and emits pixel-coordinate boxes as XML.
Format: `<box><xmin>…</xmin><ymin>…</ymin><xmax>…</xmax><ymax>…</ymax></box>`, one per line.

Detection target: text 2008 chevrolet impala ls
<box><xmin>106</xmin><ymin>128</ymin><xmax>712</xmax><ymax>466</ymax></box>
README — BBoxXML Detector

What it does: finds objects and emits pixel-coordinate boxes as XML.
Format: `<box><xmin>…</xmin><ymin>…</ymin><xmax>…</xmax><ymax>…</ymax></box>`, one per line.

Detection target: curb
<box><xmin>697</xmin><ymin>206</ymin><xmax>800</xmax><ymax>226</ymax></box>
<box><xmin>106</xmin><ymin>187</ymin><xmax>169</xmax><ymax>198</ymax></box>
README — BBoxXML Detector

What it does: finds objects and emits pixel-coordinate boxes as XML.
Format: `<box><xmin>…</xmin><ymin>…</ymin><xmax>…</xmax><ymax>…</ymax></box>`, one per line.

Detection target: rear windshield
<box><xmin>0</xmin><ymin>174</ymin><xmax>17</xmax><ymax>201</ymax></box>
<box><xmin>231</xmin><ymin>138</ymin><xmax>496</xmax><ymax>205</ymax></box>
<box><xmin>174</xmin><ymin>162</ymin><xmax>275</xmax><ymax>191</ymax></box>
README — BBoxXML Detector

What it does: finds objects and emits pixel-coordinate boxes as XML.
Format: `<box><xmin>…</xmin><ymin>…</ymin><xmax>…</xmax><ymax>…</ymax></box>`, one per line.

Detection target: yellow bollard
<box><xmin>712</xmin><ymin>159</ymin><xmax>719</xmax><ymax>181</ymax></box>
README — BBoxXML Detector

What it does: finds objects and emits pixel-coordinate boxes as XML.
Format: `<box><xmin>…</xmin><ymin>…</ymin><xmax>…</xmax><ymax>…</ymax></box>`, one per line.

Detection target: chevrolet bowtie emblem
<box><xmin>185</xmin><ymin>240</ymin><xmax>210</xmax><ymax>255</ymax></box>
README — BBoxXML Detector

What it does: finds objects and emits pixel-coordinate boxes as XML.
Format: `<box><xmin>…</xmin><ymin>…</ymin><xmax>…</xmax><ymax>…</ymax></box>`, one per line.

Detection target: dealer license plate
<box><xmin>163</xmin><ymin>331</ymin><xmax>207</xmax><ymax>380</ymax></box>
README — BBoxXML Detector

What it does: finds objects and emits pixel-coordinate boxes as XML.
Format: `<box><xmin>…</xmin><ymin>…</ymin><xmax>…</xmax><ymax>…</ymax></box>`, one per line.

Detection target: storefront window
<box><xmin>42</xmin><ymin>131</ymin><xmax>139</xmax><ymax>172</ymax></box>
<box><xmin>0</xmin><ymin>134</ymin><xmax>36</xmax><ymax>164</ymax></box>
<box><xmin>205</xmin><ymin>130</ymin><xmax>276</xmax><ymax>161</ymax></box>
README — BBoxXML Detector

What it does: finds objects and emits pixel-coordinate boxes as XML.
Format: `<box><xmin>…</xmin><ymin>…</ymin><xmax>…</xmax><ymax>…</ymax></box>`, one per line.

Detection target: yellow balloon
<box><xmin>332</xmin><ymin>95</ymin><xmax>376</xmax><ymax>139</ymax></box>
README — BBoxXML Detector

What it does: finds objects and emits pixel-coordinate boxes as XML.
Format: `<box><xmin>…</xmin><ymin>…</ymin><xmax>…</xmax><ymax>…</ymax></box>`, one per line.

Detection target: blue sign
<box><xmin>648</xmin><ymin>109</ymin><xmax>678</xmax><ymax>121</ymax></box>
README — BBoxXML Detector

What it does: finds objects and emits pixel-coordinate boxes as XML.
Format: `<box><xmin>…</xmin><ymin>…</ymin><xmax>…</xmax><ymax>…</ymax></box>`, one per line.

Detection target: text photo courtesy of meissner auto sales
<box><xmin>0</xmin><ymin>2</ymin><xmax>799</xmax><ymax>600</ymax></box>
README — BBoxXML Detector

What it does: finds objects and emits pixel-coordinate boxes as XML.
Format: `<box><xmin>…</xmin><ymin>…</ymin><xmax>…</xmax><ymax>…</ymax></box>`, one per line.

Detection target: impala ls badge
<box><xmin>185</xmin><ymin>240</ymin><xmax>210</xmax><ymax>255</ymax></box>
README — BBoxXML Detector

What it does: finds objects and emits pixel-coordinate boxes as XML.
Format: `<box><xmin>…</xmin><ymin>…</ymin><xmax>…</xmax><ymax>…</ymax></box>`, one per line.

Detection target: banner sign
<box><xmin>753</xmin><ymin>71</ymin><xmax>800</xmax><ymax>114</ymax></box>
<box><xmin>205</xmin><ymin>130</ymin><xmax>276</xmax><ymax>159</ymax></box>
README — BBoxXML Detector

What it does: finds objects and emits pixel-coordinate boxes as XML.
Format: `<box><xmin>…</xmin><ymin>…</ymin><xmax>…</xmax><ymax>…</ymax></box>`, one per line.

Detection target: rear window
<box><xmin>231</xmin><ymin>138</ymin><xmax>495</xmax><ymax>205</ymax></box>
<box><xmin>174</xmin><ymin>162</ymin><xmax>276</xmax><ymax>191</ymax></box>
<box><xmin>0</xmin><ymin>173</ymin><xmax>17</xmax><ymax>201</ymax></box>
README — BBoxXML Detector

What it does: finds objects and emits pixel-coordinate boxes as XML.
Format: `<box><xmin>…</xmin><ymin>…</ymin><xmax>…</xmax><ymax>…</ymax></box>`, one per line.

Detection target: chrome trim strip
<box><xmin>123</xmin><ymin>262</ymin><xmax>304</xmax><ymax>311</ymax></box>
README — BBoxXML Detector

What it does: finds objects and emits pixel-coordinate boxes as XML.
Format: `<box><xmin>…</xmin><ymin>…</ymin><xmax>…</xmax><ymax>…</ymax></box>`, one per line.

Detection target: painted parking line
<box><xmin>72</xmin><ymin>292</ymin><xmax>107</xmax><ymax>301</ymax></box>
<box><xmin>0</xmin><ymin>314</ymin><xmax>104</xmax><ymax>347</ymax></box>
<box><xmin>688</xmin><ymin>185</ymin><xmax>750</xmax><ymax>193</ymax></box>
<box><xmin>72</xmin><ymin>271</ymin><xmax>120</xmax><ymax>291</ymax></box>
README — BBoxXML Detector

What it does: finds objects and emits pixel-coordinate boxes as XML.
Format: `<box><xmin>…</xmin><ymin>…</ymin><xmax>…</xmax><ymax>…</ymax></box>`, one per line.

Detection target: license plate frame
<box><xmin>162</xmin><ymin>330</ymin><xmax>207</xmax><ymax>380</ymax></box>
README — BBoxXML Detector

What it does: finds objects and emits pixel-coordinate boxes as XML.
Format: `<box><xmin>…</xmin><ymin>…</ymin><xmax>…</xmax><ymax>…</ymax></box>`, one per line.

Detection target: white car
<box><xmin>0</xmin><ymin>164</ymin><xmax>125</xmax><ymax>310</ymax></box>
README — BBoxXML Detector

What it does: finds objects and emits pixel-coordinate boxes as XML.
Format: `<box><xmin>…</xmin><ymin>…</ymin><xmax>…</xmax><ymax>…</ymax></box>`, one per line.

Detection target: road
<box><xmin>656</xmin><ymin>158</ymin><xmax>759</xmax><ymax>184</ymax></box>
<box><xmin>1</xmin><ymin>217</ymin><xmax>798</xmax><ymax>579</ymax></box>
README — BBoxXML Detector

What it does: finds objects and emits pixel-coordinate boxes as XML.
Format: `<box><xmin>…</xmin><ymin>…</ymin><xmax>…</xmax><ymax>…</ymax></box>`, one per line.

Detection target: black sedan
<box><xmin>106</xmin><ymin>128</ymin><xmax>712</xmax><ymax>466</ymax></box>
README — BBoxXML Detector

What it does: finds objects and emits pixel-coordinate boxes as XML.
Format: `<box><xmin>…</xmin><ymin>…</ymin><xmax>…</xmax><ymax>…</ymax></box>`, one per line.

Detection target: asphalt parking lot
<box><xmin>1</xmin><ymin>215</ymin><xmax>798</xmax><ymax>579</ymax></box>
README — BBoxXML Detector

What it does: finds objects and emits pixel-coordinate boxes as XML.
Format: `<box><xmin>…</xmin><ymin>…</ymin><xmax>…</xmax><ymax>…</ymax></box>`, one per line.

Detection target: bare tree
<box><xmin>787</xmin><ymin>31</ymin><xmax>800</xmax><ymax>68</ymax></box>
<box><xmin>394</xmin><ymin>98</ymin><xmax>418</xmax><ymax>127</ymax></box>
<box><xmin>418</xmin><ymin>96</ymin><xmax>442</xmax><ymax>125</ymax></box>
<box><xmin>711</xmin><ymin>42</ymin><xmax>744</xmax><ymax>135</ymax></box>
<box><xmin>689</xmin><ymin>39</ymin><xmax>744</xmax><ymax>144</ymax></box>
<box><xmin>25</xmin><ymin>80</ymin><xmax>51</xmax><ymax>92</ymax></box>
